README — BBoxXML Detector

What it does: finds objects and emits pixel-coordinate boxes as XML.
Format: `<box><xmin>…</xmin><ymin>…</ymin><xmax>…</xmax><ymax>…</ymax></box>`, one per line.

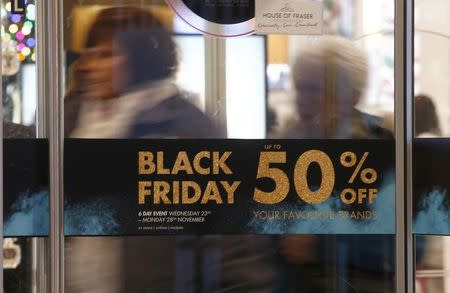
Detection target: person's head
<box><xmin>74</xmin><ymin>6</ymin><xmax>177</xmax><ymax>100</ymax></box>
<box><xmin>292</xmin><ymin>36</ymin><xmax>368</xmax><ymax>130</ymax></box>
<box><xmin>415</xmin><ymin>94</ymin><xmax>441</xmax><ymax>136</ymax></box>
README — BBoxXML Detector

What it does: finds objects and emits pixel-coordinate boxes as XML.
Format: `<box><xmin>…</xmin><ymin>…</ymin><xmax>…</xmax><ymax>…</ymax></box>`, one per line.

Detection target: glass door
<box><xmin>3</xmin><ymin>0</ymin><xmax>412</xmax><ymax>292</ymax></box>
<box><xmin>413</xmin><ymin>0</ymin><xmax>450</xmax><ymax>292</ymax></box>
<box><xmin>2</xmin><ymin>0</ymin><xmax>49</xmax><ymax>291</ymax></box>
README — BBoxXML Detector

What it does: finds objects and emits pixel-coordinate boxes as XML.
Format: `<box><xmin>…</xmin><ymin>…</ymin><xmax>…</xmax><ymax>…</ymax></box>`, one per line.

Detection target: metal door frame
<box><xmin>1</xmin><ymin>15</ymin><xmax>4</xmax><ymax>291</ymax></box>
<box><xmin>395</xmin><ymin>0</ymin><xmax>415</xmax><ymax>292</ymax></box>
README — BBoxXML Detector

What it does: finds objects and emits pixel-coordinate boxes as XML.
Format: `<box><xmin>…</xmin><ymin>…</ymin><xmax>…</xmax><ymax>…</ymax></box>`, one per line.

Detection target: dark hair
<box><xmin>85</xmin><ymin>7</ymin><xmax>177</xmax><ymax>87</ymax></box>
<box><xmin>415</xmin><ymin>94</ymin><xmax>441</xmax><ymax>136</ymax></box>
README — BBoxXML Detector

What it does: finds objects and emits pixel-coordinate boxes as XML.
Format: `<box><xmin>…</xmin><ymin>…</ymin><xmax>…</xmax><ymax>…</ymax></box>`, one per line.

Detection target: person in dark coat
<box><xmin>65</xmin><ymin>7</ymin><xmax>219</xmax><ymax>293</ymax></box>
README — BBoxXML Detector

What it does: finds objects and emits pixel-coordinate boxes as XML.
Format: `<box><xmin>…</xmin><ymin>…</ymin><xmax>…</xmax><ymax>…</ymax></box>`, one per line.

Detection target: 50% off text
<box><xmin>254</xmin><ymin>145</ymin><xmax>378</xmax><ymax>206</ymax></box>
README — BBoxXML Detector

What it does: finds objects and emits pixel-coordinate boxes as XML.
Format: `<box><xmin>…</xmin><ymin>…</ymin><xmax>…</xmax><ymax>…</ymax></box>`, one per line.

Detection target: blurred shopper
<box><xmin>285</xmin><ymin>36</ymin><xmax>390</xmax><ymax>139</ymax></box>
<box><xmin>67</xmin><ymin>7</ymin><xmax>215</xmax><ymax>139</ymax></box>
<box><xmin>415</xmin><ymin>94</ymin><xmax>441</xmax><ymax>137</ymax></box>
<box><xmin>279</xmin><ymin>36</ymin><xmax>394</xmax><ymax>293</ymax></box>
<box><xmin>65</xmin><ymin>7</ymin><xmax>218</xmax><ymax>293</ymax></box>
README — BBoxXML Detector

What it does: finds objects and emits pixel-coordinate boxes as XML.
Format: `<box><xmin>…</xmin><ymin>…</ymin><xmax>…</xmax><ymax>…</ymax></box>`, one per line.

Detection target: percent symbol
<box><xmin>340</xmin><ymin>152</ymin><xmax>377</xmax><ymax>184</ymax></box>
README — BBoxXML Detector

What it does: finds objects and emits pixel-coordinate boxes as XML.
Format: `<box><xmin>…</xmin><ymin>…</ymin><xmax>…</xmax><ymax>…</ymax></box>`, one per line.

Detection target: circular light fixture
<box><xmin>166</xmin><ymin>0</ymin><xmax>255</xmax><ymax>37</ymax></box>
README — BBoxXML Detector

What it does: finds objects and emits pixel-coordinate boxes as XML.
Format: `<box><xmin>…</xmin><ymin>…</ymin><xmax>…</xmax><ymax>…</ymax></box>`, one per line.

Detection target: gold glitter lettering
<box><xmin>139</xmin><ymin>152</ymin><xmax>155</xmax><ymax>174</ymax></box>
<box><xmin>201</xmin><ymin>182</ymin><xmax>222</xmax><ymax>204</ymax></box>
<box><xmin>193</xmin><ymin>151</ymin><xmax>210</xmax><ymax>175</ymax></box>
<box><xmin>368</xmin><ymin>189</ymin><xmax>377</xmax><ymax>204</ymax></box>
<box><xmin>138</xmin><ymin>181</ymin><xmax>152</xmax><ymax>204</ymax></box>
<box><xmin>294</xmin><ymin>150</ymin><xmax>334</xmax><ymax>204</ymax></box>
<box><xmin>340</xmin><ymin>188</ymin><xmax>356</xmax><ymax>204</ymax></box>
<box><xmin>221</xmin><ymin>181</ymin><xmax>241</xmax><ymax>204</ymax></box>
<box><xmin>358</xmin><ymin>189</ymin><xmax>367</xmax><ymax>204</ymax></box>
<box><xmin>157</xmin><ymin>152</ymin><xmax>170</xmax><ymax>174</ymax></box>
<box><xmin>182</xmin><ymin>181</ymin><xmax>201</xmax><ymax>204</ymax></box>
<box><xmin>213</xmin><ymin>152</ymin><xmax>232</xmax><ymax>174</ymax></box>
<box><xmin>172</xmin><ymin>151</ymin><xmax>194</xmax><ymax>175</ymax></box>
<box><xmin>154</xmin><ymin>181</ymin><xmax>171</xmax><ymax>204</ymax></box>
<box><xmin>254</xmin><ymin>152</ymin><xmax>289</xmax><ymax>204</ymax></box>
<box><xmin>173</xmin><ymin>181</ymin><xmax>180</xmax><ymax>204</ymax></box>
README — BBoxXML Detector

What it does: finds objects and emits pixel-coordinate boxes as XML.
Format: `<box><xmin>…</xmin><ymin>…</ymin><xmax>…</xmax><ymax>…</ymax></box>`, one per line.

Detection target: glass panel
<box><xmin>263</xmin><ymin>2</ymin><xmax>396</xmax><ymax>291</ymax></box>
<box><xmin>2</xmin><ymin>0</ymin><xmax>48</xmax><ymax>291</ymax></box>
<box><xmin>416</xmin><ymin>235</ymin><xmax>450</xmax><ymax>293</ymax></box>
<box><xmin>63</xmin><ymin>0</ymin><xmax>396</xmax><ymax>292</ymax></box>
<box><xmin>414</xmin><ymin>0</ymin><xmax>449</xmax><ymax>138</ymax></box>
<box><xmin>2</xmin><ymin>0</ymin><xmax>36</xmax><ymax>136</ymax></box>
<box><xmin>414</xmin><ymin>0</ymin><xmax>450</xmax><ymax>291</ymax></box>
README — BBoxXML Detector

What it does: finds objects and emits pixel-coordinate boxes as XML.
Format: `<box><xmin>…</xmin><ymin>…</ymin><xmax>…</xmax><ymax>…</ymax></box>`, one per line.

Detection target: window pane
<box><xmin>62</xmin><ymin>1</ymin><xmax>396</xmax><ymax>292</ymax></box>
<box><xmin>2</xmin><ymin>0</ymin><xmax>48</xmax><ymax>291</ymax></box>
<box><xmin>414</xmin><ymin>0</ymin><xmax>450</xmax><ymax>292</ymax></box>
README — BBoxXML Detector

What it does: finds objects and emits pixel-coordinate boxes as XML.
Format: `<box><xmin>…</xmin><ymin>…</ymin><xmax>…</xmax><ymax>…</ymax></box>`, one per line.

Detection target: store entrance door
<box><xmin>2</xmin><ymin>0</ymin><xmax>412</xmax><ymax>292</ymax></box>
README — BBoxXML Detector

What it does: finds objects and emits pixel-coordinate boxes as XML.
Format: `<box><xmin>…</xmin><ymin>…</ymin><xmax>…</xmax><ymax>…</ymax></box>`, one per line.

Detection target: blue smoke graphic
<box><xmin>4</xmin><ymin>191</ymin><xmax>120</xmax><ymax>236</ymax></box>
<box><xmin>4</xmin><ymin>174</ymin><xmax>402</xmax><ymax>235</ymax></box>
<box><xmin>4</xmin><ymin>191</ymin><xmax>50</xmax><ymax>236</ymax></box>
<box><xmin>414</xmin><ymin>188</ymin><xmax>450</xmax><ymax>235</ymax></box>
<box><xmin>64</xmin><ymin>198</ymin><xmax>120</xmax><ymax>236</ymax></box>
<box><xmin>248</xmin><ymin>170</ymin><xmax>396</xmax><ymax>234</ymax></box>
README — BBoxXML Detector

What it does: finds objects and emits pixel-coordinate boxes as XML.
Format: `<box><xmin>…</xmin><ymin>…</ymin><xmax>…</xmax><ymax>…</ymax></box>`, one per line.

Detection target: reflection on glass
<box><xmin>280</xmin><ymin>36</ymin><xmax>391</xmax><ymax>139</ymax></box>
<box><xmin>62</xmin><ymin>1</ymin><xmax>396</xmax><ymax>292</ymax></box>
<box><xmin>2</xmin><ymin>0</ymin><xmax>45</xmax><ymax>291</ymax></box>
<box><xmin>415</xmin><ymin>94</ymin><xmax>442</xmax><ymax>137</ymax></box>
<box><xmin>2</xmin><ymin>0</ymin><xmax>36</xmax><ymax>137</ymax></box>
<box><xmin>173</xmin><ymin>35</ymin><xmax>205</xmax><ymax>111</ymax></box>
<box><xmin>269</xmin><ymin>34</ymin><xmax>394</xmax><ymax>293</ymax></box>
<box><xmin>65</xmin><ymin>6</ymin><xmax>216</xmax><ymax>139</ymax></box>
<box><xmin>416</xmin><ymin>235</ymin><xmax>450</xmax><ymax>293</ymax></box>
<box><xmin>414</xmin><ymin>0</ymin><xmax>450</xmax><ymax>292</ymax></box>
<box><xmin>414</xmin><ymin>0</ymin><xmax>449</xmax><ymax>137</ymax></box>
<box><xmin>65</xmin><ymin>6</ymin><xmax>219</xmax><ymax>292</ymax></box>
<box><xmin>226</xmin><ymin>36</ymin><xmax>266</xmax><ymax>139</ymax></box>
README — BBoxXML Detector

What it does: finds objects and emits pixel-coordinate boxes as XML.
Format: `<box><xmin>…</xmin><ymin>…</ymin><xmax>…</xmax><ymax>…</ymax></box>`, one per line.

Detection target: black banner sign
<box><xmin>413</xmin><ymin>138</ymin><xmax>450</xmax><ymax>235</ymax></box>
<box><xmin>3</xmin><ymin>139</ymin><xmax>395</xmax><ymax>236</ymax></box>
<box><xmin>4</xmin><ymin>139</ymin><xmax>49</xmax><ymax>237</ymax></box>
<box><xmin>64</xmin><ymin>139</ymin><xmax>395</xmax><ymax>236</ymax></box>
